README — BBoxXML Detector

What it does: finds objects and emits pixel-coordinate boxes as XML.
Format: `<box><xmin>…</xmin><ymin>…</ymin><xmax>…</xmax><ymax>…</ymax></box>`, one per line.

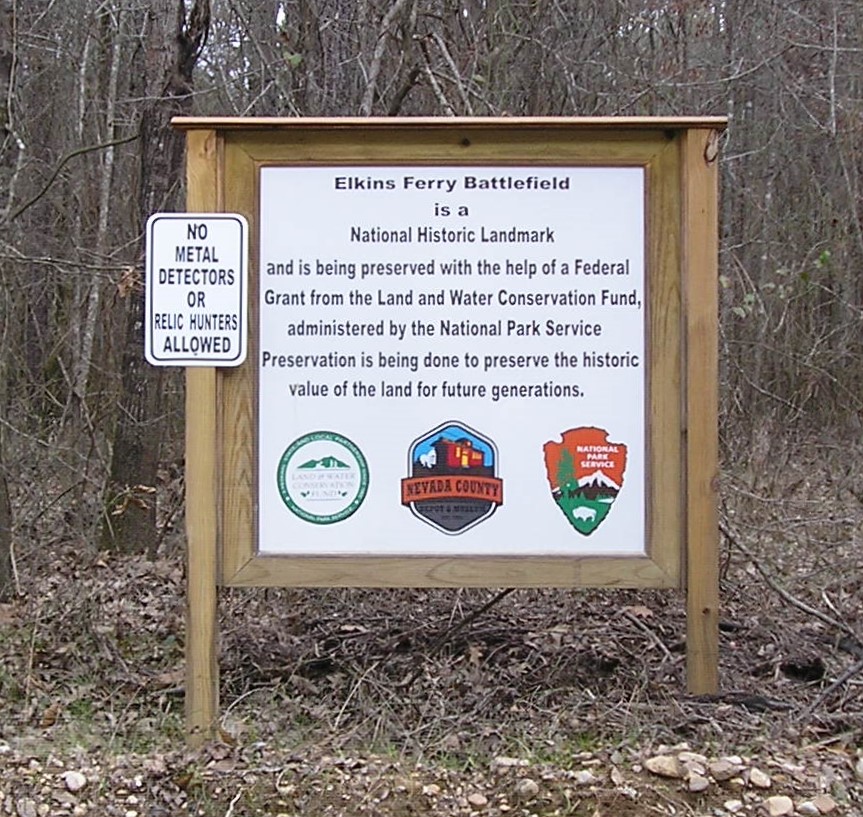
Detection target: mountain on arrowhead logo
<box><xmin>543</xmin><ymin>427</ymin><xmax>627</xmax><ymax>535</ymax></box>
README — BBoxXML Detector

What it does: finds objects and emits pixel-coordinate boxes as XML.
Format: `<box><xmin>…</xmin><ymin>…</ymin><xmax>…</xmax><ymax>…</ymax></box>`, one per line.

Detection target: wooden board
<box><xmin>174</xmin><ymin>116</ymin><xmax>728</xmax><ymax>131</ymax></box>
<box><xmin>202</xmin><ymin>122</ymin><xmax>702</xmax><ymax>589</ymax></box>
<box><xmin>183</xmin><ymin>129</ymin><xmax>221</xmax><ymax>744</ymax></box>
<box><xmin>176</xmin><ymin>118</ymin><xmax>725</xmax><ymax>743</ymax></box>
<box><xmin>682</xmin><ymin>128</ymin><xmax>721</xmax><ymax>694</ymax></box>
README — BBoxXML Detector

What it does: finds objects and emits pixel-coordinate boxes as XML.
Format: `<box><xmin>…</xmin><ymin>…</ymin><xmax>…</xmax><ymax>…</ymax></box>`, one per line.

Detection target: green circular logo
<box><xmin>277</xmin><ymin>431</ymin><xmax>369</xmax><ymax>524</ymax></box>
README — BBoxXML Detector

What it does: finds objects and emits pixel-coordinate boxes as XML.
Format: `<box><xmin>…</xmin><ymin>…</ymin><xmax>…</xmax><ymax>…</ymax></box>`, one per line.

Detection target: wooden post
<box><xmin>682</xmin><ymin>128</ymin><xmax>721</xmax><ymax>694</ymax></box>
<box><xmin>185</xmin><ymin>367</ymin><xmax>219</xmax><ymax>744</ymax></box>
<box><xmin>184</xmin><ymin>130</ymin><xmax>220</xmax><ymax>744</ymax></box>
<box><xmin>171</xmin><ymin>118</ymin><xmax>725</xmax><ymax>732</ymax></box>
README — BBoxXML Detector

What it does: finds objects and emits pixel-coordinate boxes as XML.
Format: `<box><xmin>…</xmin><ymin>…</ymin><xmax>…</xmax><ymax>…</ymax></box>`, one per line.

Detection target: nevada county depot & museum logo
<box><xmin>277</xmin><ymin>431</ymin><xmax>369</xmax><ymax>524</ymax></box>
<box><xmin>401</xmin><ymin>421</ymin><xmax>503</xmax><ymax>535</ymax></box>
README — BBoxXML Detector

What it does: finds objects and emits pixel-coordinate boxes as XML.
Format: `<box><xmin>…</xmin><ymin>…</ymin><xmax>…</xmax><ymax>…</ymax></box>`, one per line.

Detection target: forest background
<box><xmin>0</xmin><ymin>2</ymin><xmax>861</xmax><ymax>815</ymax></box>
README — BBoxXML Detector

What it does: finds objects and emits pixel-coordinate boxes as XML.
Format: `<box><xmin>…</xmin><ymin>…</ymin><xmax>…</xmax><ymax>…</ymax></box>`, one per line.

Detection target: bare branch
<box><xmin>359</xmin><ymin>0</ymin><xmax>412</xmax><ymax>116</ymax></box>
<box><xmin>4</xmin><ymin>133</ymin><xmax>138</xmax><ymax>224</ymax></box>
<box><xmin>720</xmin><ymin>518</ymin><xmax>863</xmax><ymax>644</ymax></box>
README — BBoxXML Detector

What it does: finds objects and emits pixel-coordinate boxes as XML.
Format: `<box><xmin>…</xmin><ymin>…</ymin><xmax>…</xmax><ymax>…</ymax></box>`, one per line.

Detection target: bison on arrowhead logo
<box><xmin>543</xmin><ymin>427</ymin><xmax>627</xmax><ymax>535</ymax></box>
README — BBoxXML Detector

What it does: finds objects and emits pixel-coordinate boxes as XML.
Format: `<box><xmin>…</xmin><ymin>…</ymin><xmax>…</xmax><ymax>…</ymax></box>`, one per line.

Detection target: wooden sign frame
<box><xmin>173</xmin><ymin>117</ymin><xmax>725</xmax><ymax>743</ymax></box>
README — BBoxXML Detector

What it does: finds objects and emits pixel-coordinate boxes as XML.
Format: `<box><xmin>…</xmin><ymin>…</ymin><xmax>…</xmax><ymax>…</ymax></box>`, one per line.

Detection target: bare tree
<box><xmin>101</xmin><ymin>0</ymin><xmax>211</xmax><ymax>554</ymax></box>
<box><xmin>0</xmin><ymin>0</ymin><xmax>860</xmax><ymax>574</ymax></box>
<box><xmin>0</xmin><ymin>0</ymin><xmax>18</xmax><ymax>594</ymax></box>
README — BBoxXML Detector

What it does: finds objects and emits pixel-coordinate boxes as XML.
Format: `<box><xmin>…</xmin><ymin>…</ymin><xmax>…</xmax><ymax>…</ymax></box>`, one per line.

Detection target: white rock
<box><xmin>748</xmin><ymin>767</ymin><xmax>771</xmax><ymax>788</ymax></box>
<box><xmin>797</xmin><ymin>802</ymin><xmax>820</xmax><ymax>816</ymax></box>
<box><xmin>15</xmin><ymin>800</ymin><xmax>38</xmax><ymax>817</ymax></box>
<box><xmin>709</xmin><ymin>759</ymin><xmax>739</xmax><ymax>781</ymax></box>
<box><xmin>764</xmin><ymin>795</ymin><xmax>794</xmax><ymax>816</ymax></box>
<box><xmin>574</xmin><ymin>770</ymin><xmax>599</xmax><ymax>786</ymax></box>
<box><xmin>645</xmin><ymin>755</ymin><xmax>683</xmax><ymax>779</ymax></box>
<box><xmin>62</xmin><ymin>771</ymin><xmax>87</xmax><ymax>793</ymax></box>
<box><xmin>515</xmin><ymin>778</ymin><xmax>539</xmax><ymax>801</ymax></box>
<box><xmin>52</xmin><ymin>792</ymin><xmax>76</xmax><ymax>808</ymax></box>
<box><xmin>812</xmin><ymin>793</ymin><xmax>837</xmax><ymax>814</ymax></box>
<box><xmin>679</xmin><ymin>751</ymin><xmax>708</xmax><ymax>764</ymax></box>
<box><xmin>855</xmin><ymin>756</ymin><xmax>863</xmax><ymax>781</ymax></box>
<box><xmin>724</xmin><ymin>800</ymin><xmax>745</xmax><ymax>813</ymax></box>
<box><xmin>779</xmin><ymin>761</ymin><xmax>804</xmax><ymax>776</ymax></box>
<box><xmin>687</xmin><ymin>773</ymin><xmax>710</xmax><ymax>792</ymax></box>
<box><xmin>493</xmin><ymin>756</ymin><xmax>528</xmax><ymax>770</ymax></box>
<box><xmin>467</xmin><ymin>792</ymin><xmax>488</xmax><ymax>807</ymax></box>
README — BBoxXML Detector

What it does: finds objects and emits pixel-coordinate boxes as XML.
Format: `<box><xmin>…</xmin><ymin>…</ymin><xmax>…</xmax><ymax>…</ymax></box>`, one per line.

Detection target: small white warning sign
<box><xmin>145</xmin><ymin>213</ymin><xmax>248</xmax><ymax>367</ymax></box>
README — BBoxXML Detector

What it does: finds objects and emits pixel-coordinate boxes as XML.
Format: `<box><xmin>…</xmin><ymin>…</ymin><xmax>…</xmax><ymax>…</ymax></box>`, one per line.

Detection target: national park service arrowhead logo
<box><xmin>543</xmin><ymin>427</ymin><xmax>627</xmax><ymax>535</ymax></box>
<box><xmin>401</xmin><ymin>421</ymin><xmax>503</xmax><ymax>535</ymax></box>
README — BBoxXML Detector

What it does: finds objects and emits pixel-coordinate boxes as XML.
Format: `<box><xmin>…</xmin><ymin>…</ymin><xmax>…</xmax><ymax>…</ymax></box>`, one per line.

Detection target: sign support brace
<box><xmin>683</xmin><ymin>128</ymin><xmax>720</xmax><ymax>695</ymax></box>
<box><xmin>184</xmin><ymin>129</ymin><xmax>220</xmax><ymax>745</ymax></box>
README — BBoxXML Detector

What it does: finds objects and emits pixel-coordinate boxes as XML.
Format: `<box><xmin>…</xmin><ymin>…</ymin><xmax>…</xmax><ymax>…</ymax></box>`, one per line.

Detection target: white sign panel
<box><xmin>258</xmin><ymin>167</ymin><xmax>645</xmax><ymax>555</ymax></box>
<box><xmin>145</xmin><ymin>213</ymin><xmax>248</xmax><ymax>366</ymax></box>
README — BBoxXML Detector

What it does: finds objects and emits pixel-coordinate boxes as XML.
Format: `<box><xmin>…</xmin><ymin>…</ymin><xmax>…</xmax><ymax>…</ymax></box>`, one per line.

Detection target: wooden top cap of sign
<box><xmin>172</xmin><ymin>116</ymin><xmax>728</xmax><ymax>131</ymax></box>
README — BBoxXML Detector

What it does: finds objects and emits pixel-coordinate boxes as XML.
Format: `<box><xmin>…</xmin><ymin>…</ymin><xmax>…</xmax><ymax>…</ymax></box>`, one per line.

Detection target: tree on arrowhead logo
<box><xmin>543</xmin><ymin>427</ymin><xmax>627</xmax><ymax>535</ymax></box>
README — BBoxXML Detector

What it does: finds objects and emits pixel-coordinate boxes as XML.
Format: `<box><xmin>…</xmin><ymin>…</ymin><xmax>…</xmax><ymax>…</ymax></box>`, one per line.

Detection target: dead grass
<box><xmin>0</xmin><ymin>428</ymin><xmax>861</xmax><ymax>814</ymax></box>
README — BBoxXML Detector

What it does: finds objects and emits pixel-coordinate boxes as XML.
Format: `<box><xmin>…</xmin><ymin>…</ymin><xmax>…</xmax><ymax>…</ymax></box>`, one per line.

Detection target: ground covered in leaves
<box><xmin>1</xmin><ymin>433</ymin><xmax>862</xmax><ymax>815</ymax></box>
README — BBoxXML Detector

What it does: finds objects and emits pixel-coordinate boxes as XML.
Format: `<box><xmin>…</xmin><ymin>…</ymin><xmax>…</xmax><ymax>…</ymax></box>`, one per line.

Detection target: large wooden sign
<box><xmin>257</xmin><ymin>164</ymin><xmax>646</xmax><ymax>556</ymax></box>
<box><xmin>172</xmin><ymin>117</ymin><xmax>725</xmax><ymax>743</ymax></box>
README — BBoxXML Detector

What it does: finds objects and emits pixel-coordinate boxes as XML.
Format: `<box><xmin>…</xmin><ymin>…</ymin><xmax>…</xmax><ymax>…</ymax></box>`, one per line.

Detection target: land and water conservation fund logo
<box><xmin>543</xmin><ymin>427</ymin><xmax>627</xmax><ymax>535</ymax></box>
<box><xmin>401</xmin><ymin>422</ymin><xmax>503</xmax><ymax>534</ymax></box>
<box><xmin>277</xmin><ymin>431</ymin><xmax>369</xmax><ymax>524</ymax></box>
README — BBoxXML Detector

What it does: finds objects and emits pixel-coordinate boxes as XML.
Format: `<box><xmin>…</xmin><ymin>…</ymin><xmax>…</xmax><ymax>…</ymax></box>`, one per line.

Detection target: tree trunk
<box><xmin>0</xmin><ymin>0</ymin><xmax>16</xmax><ymax>594</ymax></box>
<box><xmin>102</xmin><ymin>0</ymin><xmax>210</xmax><ymax>554</ymax></box>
